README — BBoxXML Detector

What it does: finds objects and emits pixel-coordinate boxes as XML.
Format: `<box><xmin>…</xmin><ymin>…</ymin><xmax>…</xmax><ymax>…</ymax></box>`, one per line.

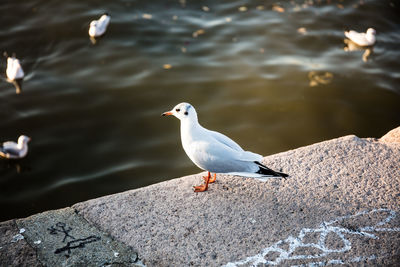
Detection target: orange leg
<box><xmin>204</xmin><ymin>173</ymin><xmax>216</xmax><ymax>183</ymax></box>
<box><xmin>194</xmin><ymin>171</ymin><xmax>211</xmax><ymax>192</ymax></box>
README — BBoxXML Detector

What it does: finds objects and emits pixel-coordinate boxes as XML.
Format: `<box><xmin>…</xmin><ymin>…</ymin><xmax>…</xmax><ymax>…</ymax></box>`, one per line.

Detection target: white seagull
<box><xmin>0</xmin><ymin>135</ymin><xmax>31</xmax><ymax>159</ymax></box>
<box><xmin>162</xmin><ymin>103</ymin><xmax>288</xmax><ymax>192</ymax></box>
<box><xmin>89</xmin><ymin>13</ymin><xmax>111</xmax><ymax>38</ymax></box>
<box><xmin>5</xmin><ymin>53</ymin><xmax>24</xmax><ymax>81</ymax></box>
<box><xmin>344</xmin><ymin>28</ymin><xmax>376</xmax><ymax>47</ymax></box>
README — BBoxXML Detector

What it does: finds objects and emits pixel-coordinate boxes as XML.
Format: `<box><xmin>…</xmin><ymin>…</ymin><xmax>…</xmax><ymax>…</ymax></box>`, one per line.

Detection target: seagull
<box><xmin>4</xmin><ymin>52</ymin><xmax>24</xmax><ymax>94</ymax></box>
<box><xmin>344</xmin><ymin>28</ymin><xmax>376</xmax><ymax>47</ymax></box>
<box><xmin>0</xmin><ymin>135</ymin><xmax>31</xmax><ymax>159</ymax></box>
<box><xmin>89</xmin><ymin>13</ymin><xmax>111</xmax><ymax>38</ymax></box>
<box><xmin>5</xmin><ymin>53</ymin><xmax>24</xmax><ymax>81</ymax></box>
<box><xmin>162</xmin><ymin>103</ymin><xmax>288</xmax><ymax>192</ymax></box>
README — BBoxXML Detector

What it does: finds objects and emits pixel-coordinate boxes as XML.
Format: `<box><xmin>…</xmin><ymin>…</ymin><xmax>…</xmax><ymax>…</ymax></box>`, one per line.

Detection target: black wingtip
<box><xmin>255</xmin><ymin>161</ymin><xmax>289</xmax><ymax>179</ymax></box>
<box><xmin>280</xmin><ymin>172</ymin><xmax>289</xmax><ymax>180</ymax></box>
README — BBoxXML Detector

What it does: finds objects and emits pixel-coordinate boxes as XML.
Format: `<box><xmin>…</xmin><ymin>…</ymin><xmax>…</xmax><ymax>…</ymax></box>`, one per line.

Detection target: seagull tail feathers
<box><xmin>254</xmin><ymin>161</ymin><xmax>288</xmax><ymax>179</ymax></box>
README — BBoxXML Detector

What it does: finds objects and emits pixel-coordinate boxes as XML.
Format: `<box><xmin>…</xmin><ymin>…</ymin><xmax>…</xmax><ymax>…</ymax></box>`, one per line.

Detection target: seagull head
<box><xmin>162</xmin><ymin>102</ymin><xmax>198</xmax><ymax>121</ymax></box>
<box><xmin>90</xmin><ymin>21</ymin><xmax>98</xmax><ymax>28</ymax></box>
<box><xmin>100</xmin><ymin>14</ymin><xmax>109</xmax><ymax>20</ymax></box>
<box><xmin>367</xmin><ymin>28</ymin><xmax>376</xmax><ymax>36</ymax></box>
<box><xmin>18</xmin><ymin>135</ymin><xmax>31</xmax><ymax>145</ymax></box>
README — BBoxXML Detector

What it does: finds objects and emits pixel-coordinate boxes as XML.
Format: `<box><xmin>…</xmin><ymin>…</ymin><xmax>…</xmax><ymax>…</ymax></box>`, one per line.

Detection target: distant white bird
<box><xmin>89</xmin><ymin>13</ymin><xmax>110</xmax><ymax>38</ymax></box>
<box><xmin>162</xmin><ymin>103</ymin><xmax>288</xmax><ymax>192</ymax></box>
<box><xmin>5</xmin><ymin>54</ymin><xmax>24</xmax><ymax>81</ymax></box>
<box><xmin>0</xmin><ymin>135</ymin><xmax>31</xmax><ymax>159</ymax></box>
<box><xmin>3</xmin><ymin>52</ymin><xmax>24</xmax><ymax>94</ymax></box>
<box><xmin>344</xmin><ymin>28</ymin><xmax>376</xmax><ymax>47</ymax></box>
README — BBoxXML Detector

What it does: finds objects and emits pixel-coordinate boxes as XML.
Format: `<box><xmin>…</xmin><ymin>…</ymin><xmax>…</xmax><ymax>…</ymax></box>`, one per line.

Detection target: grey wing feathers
<box><xmin>207</xmin><ymin>130</ymin><xmax>262</xmax><ymax>162</ymax></box>
<box><xmin>208</xmin><ymin>129</ymin><xmax>244</xmax><ymax>152</ymax></box>
<box><xmin>0</xmin><ymin>144</ymin><xmax>20</xmax><ymax>157</ymax></box>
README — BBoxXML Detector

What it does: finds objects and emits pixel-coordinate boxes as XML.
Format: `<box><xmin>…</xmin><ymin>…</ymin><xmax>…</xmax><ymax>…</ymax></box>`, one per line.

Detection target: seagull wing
<box><xmin>14</xmin><ymin>60</ymin><xmax>24</xmax><ymax>79</ymax></box>
<box><xmin>2</xmin><ymin>141</ymin><xmax>18</xmax><ymax>149</ymax></box>
<box><xmin>345</xmin><ymin>30</ymin><xmax>369</xmax><ymax>46</ymax></box>
<box><xmin>186</xmin><ymin>128</ymin><xmax>263</xmax><ymax>173</ymax></box>
<box><xmin>0</xmin><ymin>143</ymin><xmax>21</xmax><ymax>158</ymax></box>
<box><xmin>99</xmin><ymin>15</ymin><xmax>110</xmax><ymax>28</ymax></box>
<box><xmin>97</xmin><ymin>15</ymin><xmax>110</xmax><ymax>35</ymax></box>
<box><xmin>207</xmin><ymin>129</ymin><xmax>244</xmax><ymax>152</ymax></box>
<box><xmin>207</xmin><ymin>129</ymin><xmax>262</xmax><ymax>161</ymax></box>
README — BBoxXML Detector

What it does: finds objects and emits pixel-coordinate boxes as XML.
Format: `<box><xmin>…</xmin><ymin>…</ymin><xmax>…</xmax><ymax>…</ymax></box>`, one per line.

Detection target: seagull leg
<box><xmin>194</xmin><ymin>171</ymin><xmax>211</xmax><ymax>192</ymax></box>
<box><xmin>204</xmin><ymin>173</ymin><xmax>216</xmax><ymax>183</ymax></box>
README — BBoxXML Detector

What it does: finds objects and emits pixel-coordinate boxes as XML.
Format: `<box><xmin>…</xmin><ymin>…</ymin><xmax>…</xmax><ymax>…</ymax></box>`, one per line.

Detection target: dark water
<box><xmin>1</xmin><ymin>0</ymin><xmax>399</xmax><ymax>221</ymax></box>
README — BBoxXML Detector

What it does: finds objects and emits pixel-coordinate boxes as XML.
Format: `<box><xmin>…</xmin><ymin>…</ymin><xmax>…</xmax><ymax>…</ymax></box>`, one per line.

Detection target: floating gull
<box><xmin>0</xmin><ymin>135</ymin><xmax>31</xmax><ymax>159</ymax></box>
<box><xmin>344</xmin><ymin>28</ymin><xmax>376</xmax><ymax>47</ymax></box>
<box><xmin>89</xmin><ymin>13</ymin><xmax>110</xmax><ymax>41</ymax></box>
<box><xmin>162</xmin><ymin>103</ymin><xmax>288</xmax><ymax>192</ymax></box>
<box><xmin>4</xmin><ymin>52</ymin><xmax>24</xmax><ymax>94</ymax></box>
<box><xmin>5</xmin><ymin>53</ymin><xmax>24</xmax><ymax>81</ymax></box>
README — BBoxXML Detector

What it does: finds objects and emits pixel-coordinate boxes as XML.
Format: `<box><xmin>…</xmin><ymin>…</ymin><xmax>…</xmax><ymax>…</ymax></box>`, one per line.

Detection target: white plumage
<box><xmin>89</xmin><ymin>14</ymin><xmax>111</xmax><ymax>37</ymax></box>
<box><xmin>0</xmin><ymin>135</ymin><xmax>31</xmax><ymax>159</ymax></box>
<box><xmin>344</xmin><ymin>28</ymin><xmax>376</xmax><ymax>47</ymax></box>
<box><xmin>6</xmin><ymin>56</ymin><xmax>24</xmax><ymax>81</ymax></box>
<box><xmin>162</xmin><ymin>103</ymin><xmax>288</xmax><ymax>183</ymax></box>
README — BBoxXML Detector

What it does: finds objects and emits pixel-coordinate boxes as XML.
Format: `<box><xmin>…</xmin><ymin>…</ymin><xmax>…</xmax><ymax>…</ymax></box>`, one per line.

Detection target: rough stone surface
<box><xmin>380</xmin><ymin>126</ymin><xmax>400</xmax><ymax>144</ymax></box>
<box><xmin>73</xmin><ymin>134</ymin><xmax>400</xmax><ymax>266</ymax></box>
<box><xmin>15</xmin><ymin>207</ymin><xmax>141</xmax><ymax>267</ymax></box>
<box><xmin>2</xmin><ymin>128</ymin><xmax>400</xmax><ymax>266</ymax></box>
<box><xmin>0</xmin><ymin>219</ymin><xmax>42</xmax><ymax>267</ymax></box>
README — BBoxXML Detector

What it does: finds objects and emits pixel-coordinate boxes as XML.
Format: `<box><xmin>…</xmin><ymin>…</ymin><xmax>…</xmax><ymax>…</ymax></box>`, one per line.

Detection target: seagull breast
<box><xmin>6</xmin><ymin>57</ymin><xmax>24</xmax><ymax>81</ymax></box>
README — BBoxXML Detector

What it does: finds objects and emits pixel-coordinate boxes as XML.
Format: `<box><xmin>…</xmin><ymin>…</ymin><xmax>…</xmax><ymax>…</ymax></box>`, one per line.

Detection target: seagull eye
<box><xmin>184</xmin><ymin>111</ymin><xmax>188</xmax><ymax>115</ymax></box>
<box><xmin>175</xmin><ymin>108</ymin><xmax>180</xmax><ymax>112</ymax></box>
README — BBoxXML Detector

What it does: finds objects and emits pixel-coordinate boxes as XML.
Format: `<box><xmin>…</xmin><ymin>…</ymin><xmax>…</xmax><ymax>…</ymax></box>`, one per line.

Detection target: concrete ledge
<box><xmin>1</xmin><ymin>127</ymin><xmax>400</xmax><ymax>266</ymax></box>
<box><xmin>16</xmin><ymin>208</ymin><xmax>141</xmax><ymax>266</ymax></box>
<box><xmin>0</xmin><ymin>219</ymin><xmax>42</xmax><ymax>267</ymax></box>
<box><xmin>380</xmin><ymin>126</ymin><xmax>400</xmax><ymax>144</ymax></box>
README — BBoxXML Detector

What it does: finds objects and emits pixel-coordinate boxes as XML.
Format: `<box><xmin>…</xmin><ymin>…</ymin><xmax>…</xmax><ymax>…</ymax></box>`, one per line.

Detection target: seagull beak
<box><xmin>162</xmin><ymin>111</ymin><xmax>173</xmax><ymax>116</ymax></box>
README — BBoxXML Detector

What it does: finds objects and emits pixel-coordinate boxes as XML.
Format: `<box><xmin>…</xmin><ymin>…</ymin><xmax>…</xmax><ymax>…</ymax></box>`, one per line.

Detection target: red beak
<box><xmin>162</xmin><ymin>111</ymin><xmax>173</xmax><ymax>116</ymax></box>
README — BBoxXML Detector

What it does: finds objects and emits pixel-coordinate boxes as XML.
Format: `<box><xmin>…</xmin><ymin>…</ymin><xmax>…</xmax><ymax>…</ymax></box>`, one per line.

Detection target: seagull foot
<box><xmin>194</xmin><ymin>171</ymin><xmax>212</xmax><ymax>192</ymax></box>
<box><xmin>203</xmin><ymin>173</ymin><xmax>216</xmax><ymax>183</ymax></box>
<box><xmin>193</xmin><ymin>184</ymin><xmax>208</xmax><ymax>192</ymax></box>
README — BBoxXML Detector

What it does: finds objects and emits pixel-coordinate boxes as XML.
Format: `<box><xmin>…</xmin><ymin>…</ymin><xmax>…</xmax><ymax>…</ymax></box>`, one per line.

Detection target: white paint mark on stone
<box><xmin>34</xmin><ymin>240</ymin><xmax>41</xmax><ymax>245</ymax></box>
<box><xmin>19</xmin><ymin>228</ymin><xmax>25</xmax><ymax>234</ymax></box>
<box><xmin>291</xmin><ymin>255</ymin><xmax>377</xmax><ymax>266</ymax></box>
<box><xmin>114</xmin><ymin>251</ymin><xmax>119</xmax><ymax>257</ymax></box>
<box><xmin>223</xmin><ymin>209</ymin><xmax>399</xmax><ymax>266</ymax></box>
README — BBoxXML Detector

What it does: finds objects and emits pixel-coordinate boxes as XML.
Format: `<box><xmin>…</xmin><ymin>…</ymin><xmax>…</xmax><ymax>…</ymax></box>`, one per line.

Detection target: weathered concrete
<box><xmin>381</xmin><ymin>126</ymin><xmax>400</xmax><ymax>144</ymax></box>
<box><xmin>17</xmin><ymin>207</ymin><xmax>142</xmax><ymax>267</ymax></box>
<box><xmin>1</xmin><ymin>208</ymin><xmax>142</xmax><ymax>267</ymax></box>
<box><xmin>1</xmin><ymin>127</ymin><xmax>400</xmax><ymax>266</ymax></box>
<box><xmin>73</xmin><ymin>130</ymin><xmax>400</xmax><ymax>266</ymax></box>
<box><xmin>0</xmin><ymin>219</ymin><xmax>42</xmax><ymax>267</ymax></box>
